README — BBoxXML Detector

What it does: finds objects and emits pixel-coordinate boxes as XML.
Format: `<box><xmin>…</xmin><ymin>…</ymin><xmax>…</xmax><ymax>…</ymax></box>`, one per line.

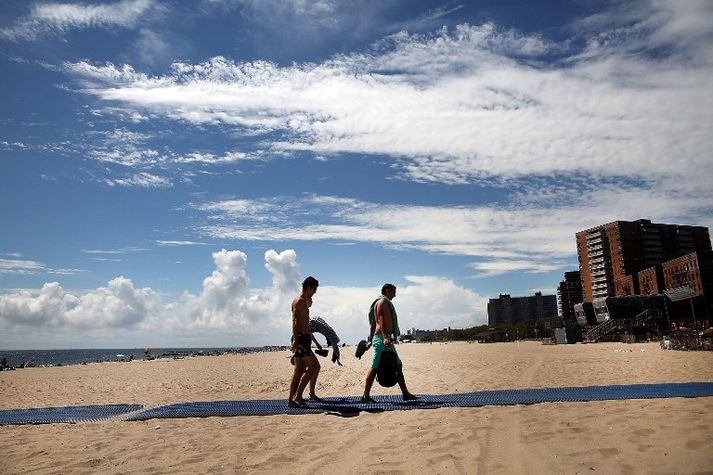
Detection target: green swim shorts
<box><xmin>371</xmin><ymin>334</ymin><xmax>402</xmax><ymax>370</ymax></box>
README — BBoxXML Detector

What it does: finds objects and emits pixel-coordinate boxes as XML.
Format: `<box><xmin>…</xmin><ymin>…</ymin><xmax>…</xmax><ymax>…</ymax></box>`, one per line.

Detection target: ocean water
<box><xmin>0</xmin><ymin>347</ymin><xmax>283</xmax><ymax>369</ymax></box>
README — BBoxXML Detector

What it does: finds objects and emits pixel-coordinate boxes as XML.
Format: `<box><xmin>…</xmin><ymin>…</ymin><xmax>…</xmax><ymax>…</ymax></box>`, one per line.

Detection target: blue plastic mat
<box><xmin>1</xmin><ymin>382</ymin><xmax>711</xmax><ymax>425</ymax></box>
<box><xmin>0</xmin><ymin>404</ymin><xmax>143</xmax><ymax>426</ymax></box>
<box><xmin>128</xmin><ymin>381</ymin><xmax>713</xmax><ymax>420</ymax></box>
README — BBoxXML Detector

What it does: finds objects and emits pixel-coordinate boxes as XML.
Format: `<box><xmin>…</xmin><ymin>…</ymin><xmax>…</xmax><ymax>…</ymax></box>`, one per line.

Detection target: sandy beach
<box><xmin>1</xmin><ymin>341</ymin><xmax>712</xmax><ymax>474</ymax></box>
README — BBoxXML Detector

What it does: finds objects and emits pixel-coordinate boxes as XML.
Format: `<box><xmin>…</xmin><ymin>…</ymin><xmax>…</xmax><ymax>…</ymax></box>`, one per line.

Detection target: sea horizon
<box><xmin>0</xmin><ymin>346</ymin><xmax>287</xmax><ymax>369</ymax></box>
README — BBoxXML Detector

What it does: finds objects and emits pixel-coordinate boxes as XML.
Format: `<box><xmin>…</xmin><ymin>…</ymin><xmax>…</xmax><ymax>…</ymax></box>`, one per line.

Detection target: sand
<box><xmin>1</xmin><ymin>341</ymin><xmax>712</xmax><ymax>474</ymax></box>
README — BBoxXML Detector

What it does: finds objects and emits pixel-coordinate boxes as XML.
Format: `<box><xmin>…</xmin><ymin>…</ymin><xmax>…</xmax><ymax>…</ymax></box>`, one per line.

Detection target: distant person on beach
<box><xmin>362</xmin><ymin>284</ymin><xmax>419</xmax><ymax>403</ymax></box>
<box><xmin>288</xmin><ymin>276</ymin><xmax>320</xmax><ymax>408</ymax></box>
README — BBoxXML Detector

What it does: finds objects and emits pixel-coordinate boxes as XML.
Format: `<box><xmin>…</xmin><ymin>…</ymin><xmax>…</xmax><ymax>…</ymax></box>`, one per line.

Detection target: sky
<box><xmin>1</xmin><ymin>0</ymin><xmax>711</xmax><ymax>350</ymax></box>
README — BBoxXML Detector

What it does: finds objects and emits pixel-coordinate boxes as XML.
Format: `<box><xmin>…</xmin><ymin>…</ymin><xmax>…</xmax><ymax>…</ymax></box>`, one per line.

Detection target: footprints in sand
<box><xmin>599</xmin><ymin>447</ymin><xmax>621</xmax><ymax>457</ymax></box>
<box><xmin>685</xmin><ymin>439</ymin><xmax>705</xmax><ymax>450</ymax></box>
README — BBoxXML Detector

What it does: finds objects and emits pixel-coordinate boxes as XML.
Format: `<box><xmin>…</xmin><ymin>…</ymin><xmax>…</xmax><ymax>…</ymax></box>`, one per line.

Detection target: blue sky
<box><xmin>1</xmin><ymin>0</ymin><xmax>711</xmax><ymax>349</ymax></box>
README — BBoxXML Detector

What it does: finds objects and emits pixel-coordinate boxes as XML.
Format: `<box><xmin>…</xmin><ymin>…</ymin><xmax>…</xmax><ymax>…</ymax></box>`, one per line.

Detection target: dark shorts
<box><xmin>293</xmin><ymin>333</ymin><xmax>314</xmax><ymax>358</ymax></box>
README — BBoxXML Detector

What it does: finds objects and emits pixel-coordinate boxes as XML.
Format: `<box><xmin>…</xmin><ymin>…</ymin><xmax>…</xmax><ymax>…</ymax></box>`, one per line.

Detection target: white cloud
<box><xmin>80</xmin><ymin>128</ymin><xmax>259</xmax><ymax>173</ymax></box>
<box><xmin>468</xmin><ymin>260</ymin><xmax>562</xmax><ymax>278</ymax></box>
<box><xmin>264</xmin><ymin>249</ymin><xmax>301</xmax><ymax>295</ymax></box>
<box><xmin>60</xmin><ymin>3</ymin><xmax>713</xmax><ymax>200</ymax></box>
<box><xmin>0</xmin><ymin>249</ymin><xmax>487</xmax><ymax>347</ymax></box>
<box><xmin>0</xmin><ymin>259</ymin><xmax>45</xmax><ymax>274</ymax></box>
<box><xmin>156</xmin><ymin>240</ymin><xmax>209</xmax><ymax>246</ymax></box>
<box><xmin>0</xmin><ymin>0</ymin><xmax>156</xmax><ymax>41</ymax></box>
<box><xmin>65</xmin><ymin>276</ymin><xmax>161</xmax><ymax>329</ymax></box>
<box><xmin>0</xmin><ymin>258</ymin><xmax>84</xmax><ymax>276</ymax></box>
<box><xmin>82</xmin><ymin>246</ymin><xmax>147</xmax><ymax>254</ymax></box>
<box><xmin>0</xmin><ymin>250</ymin><xmax>278</xmax><ymax>342</ymax></box>
<box><xmin>194</xmin><ymin>189</ymin><xmax>712</xmax><ymax>276</ymax></box>
<box><xmin>173</xmin><ymin>151</ymin><xmax>259</xmax><ymax>164</ymax></box>
<box><xmin>133</xmin><ymin>28</ymin><xmax>172</xmax><ymax>67</ymax></box>
<box><xmin>104</xmin><ymin>172</ymin><xmax>172</xmax><ymax>188</ymax></box>
<box><xmin>0</xmin><ymin>283</ymin><xmax>80</xmax><ymax>326</ymax></box>
<box><xmin>93</xmin><ymin>148</ymin><xmax>162</xmax><ymax>167</ymax></box>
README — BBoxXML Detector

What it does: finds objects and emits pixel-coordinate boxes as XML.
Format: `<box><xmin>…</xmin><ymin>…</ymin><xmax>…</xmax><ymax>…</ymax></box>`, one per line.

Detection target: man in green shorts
<box><xmin>361</xmin><ymin>283</ymin><xmax>419</xmax><ymax>403</ymax></box>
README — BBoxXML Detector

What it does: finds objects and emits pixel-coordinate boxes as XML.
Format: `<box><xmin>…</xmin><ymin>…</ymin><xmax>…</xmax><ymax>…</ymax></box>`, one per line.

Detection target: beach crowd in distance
<box><xmin>0</xmin><ymin>346</ymin><xmax>290</xmax><ymax>370</ymax></box>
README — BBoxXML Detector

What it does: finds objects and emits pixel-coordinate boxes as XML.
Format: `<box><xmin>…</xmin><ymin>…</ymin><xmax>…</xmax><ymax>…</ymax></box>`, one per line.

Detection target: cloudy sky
<box><xmin>1</xmin><ymin>0</ymin><xmax>711</xmax><ymax>349</ymax></box>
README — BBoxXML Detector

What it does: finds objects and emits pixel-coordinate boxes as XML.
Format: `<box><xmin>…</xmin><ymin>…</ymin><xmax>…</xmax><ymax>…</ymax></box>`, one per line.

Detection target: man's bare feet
<box><xmin>403</xmin><ymin>393</ymin><xmax>420</xmax><ymax>401</ymax></box>
<box><xmin>309</xmin><ymin>395</ymin><xmax>324</xmax><ymax>403</ymax></box>
<box><xmin>289</xmin><ymin>398</ymin><xmax>310</xmax><ymax>408</ymax></box>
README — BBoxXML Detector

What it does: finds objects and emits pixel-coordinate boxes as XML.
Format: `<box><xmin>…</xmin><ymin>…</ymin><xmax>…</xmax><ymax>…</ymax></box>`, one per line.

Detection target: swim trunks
<box><xmin>370</xmin><ymin>334</ymin><xmax>401</xmax><ymax>370</ymax></box>
<box><xmin>293</xmin><ymin>332</ymin><xmax>314</xmax><ymax>358</ymax></box>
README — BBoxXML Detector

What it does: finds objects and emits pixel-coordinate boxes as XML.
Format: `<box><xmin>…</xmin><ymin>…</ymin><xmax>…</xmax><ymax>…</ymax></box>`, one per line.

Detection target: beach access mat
<box><xmin>0</xmin><ymin>404</ymin><xmax>143</xmax><ymax>426</ymax></box>
<box><xmin>1</xmin><ymin>382</ymin><xmax>712</xmax><ymax>425</ymax></box>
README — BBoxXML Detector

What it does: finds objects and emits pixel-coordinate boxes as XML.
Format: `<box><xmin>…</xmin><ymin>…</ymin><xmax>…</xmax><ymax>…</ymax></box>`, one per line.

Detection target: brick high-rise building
<box><xmin>576</xmin><ymin>219</ymin><xmax>711</xmax><ymax>302</ymax></box>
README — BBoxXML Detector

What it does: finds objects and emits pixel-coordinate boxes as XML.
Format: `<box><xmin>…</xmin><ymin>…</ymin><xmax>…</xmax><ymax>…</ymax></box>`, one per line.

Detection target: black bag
<box><xmin>376</xmin><ymin>350</ymin><xmax>398</xmax><ymax>387</ymax></box>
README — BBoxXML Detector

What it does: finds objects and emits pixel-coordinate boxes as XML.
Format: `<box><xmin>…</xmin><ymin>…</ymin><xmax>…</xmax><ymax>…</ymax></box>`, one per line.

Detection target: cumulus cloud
<box><xmin>65</xmin><ymin>276</ymin><xmax>162</xmax><ymax>329</ymax></box>
<box><xmin>0</xmin><ymin>282</ymin><xmax>80</xmax><ymax>326</ymax></box>
<box><xmin>199</xmin><ymin>249</ymin><xmax>251</xmax><ymax>312</ymax></box>
<box><xmin>0</xmin><ymin>249</ymin><xmax>488</xmax><ymax>347</ymax></box>
<box><xmin>264</xmin><ymin>249</ymin><xmax>301</xmax><ymax>295</ymax></box>
<box><xmin>0</xmin><ymin>0</ymin><xmax>156</xmax><ymax>41</ymax></box>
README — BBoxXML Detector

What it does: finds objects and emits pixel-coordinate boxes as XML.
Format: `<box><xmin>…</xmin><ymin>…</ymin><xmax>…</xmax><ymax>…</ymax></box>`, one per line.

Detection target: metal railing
<box><xmin>585</xmin><ymin>309</ymin><xmax>660</xmax><ymax>342</ymax></box>
<box><xmin>585</xmin><ymin>318</ymin><xmax>617</xmax><ymax>342</ymax></box>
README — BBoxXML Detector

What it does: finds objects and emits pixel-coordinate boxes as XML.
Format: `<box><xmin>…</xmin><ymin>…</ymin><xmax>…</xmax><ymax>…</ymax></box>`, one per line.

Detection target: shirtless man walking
<box><xmin>288</xmin><ymin>276</ymin><xmax>320</xmax><ymax>408</ymax></box>
<box><xmin>362</xmin><ymin>283</ymin><xmax>419</xmax><ymax>403</ymax></box>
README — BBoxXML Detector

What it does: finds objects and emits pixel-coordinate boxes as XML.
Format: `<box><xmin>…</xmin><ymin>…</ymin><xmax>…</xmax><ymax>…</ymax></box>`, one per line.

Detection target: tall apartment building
<box><xmin>558</xmin><ymin>271</ymin><xmax>583</xmax><ymax>321</ymax></box>
<box><xmin>576</xmin><ymin>219</ymin><xmax>711</xmax><ymax>302</ymax></box>
<box><xmin>487</xmin><ymin>292</ymin><xmax>558</xmax><ymax>326</ymax></box>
